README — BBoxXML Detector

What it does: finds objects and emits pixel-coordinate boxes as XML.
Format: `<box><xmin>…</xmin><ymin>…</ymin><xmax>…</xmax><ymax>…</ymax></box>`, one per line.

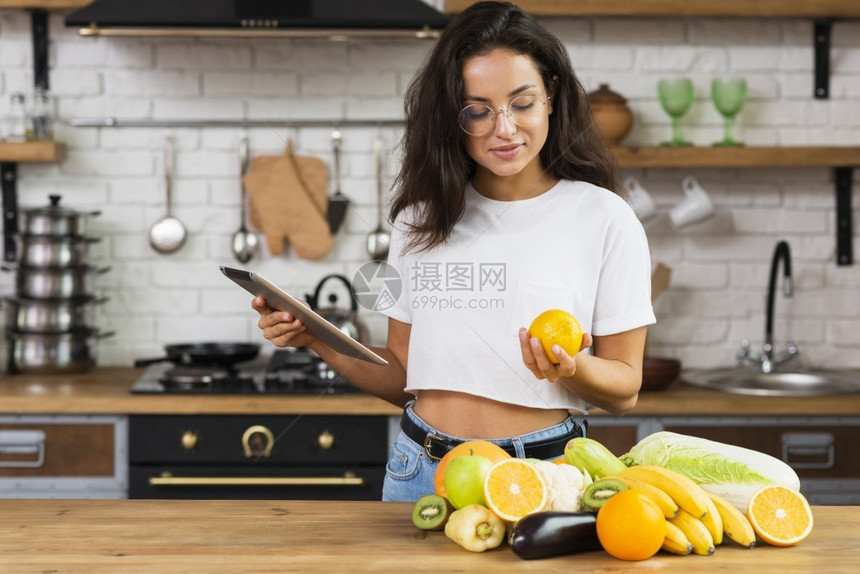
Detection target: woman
<box><xmin>253</xmin><ymin>1</ymin><xmax>655</xmax><ymax>501</ymax></box>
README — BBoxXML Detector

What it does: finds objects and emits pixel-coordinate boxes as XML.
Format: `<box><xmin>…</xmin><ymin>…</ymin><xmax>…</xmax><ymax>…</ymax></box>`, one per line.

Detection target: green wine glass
<box><xmin>658</xmin><ymin>78</ymin><xmax>694</xmax><ymax>147</ymax></box>
<box><xmin>711</xmin><ymin>77</ymin><xmax>747</xmax><ymax>147</ymax></box>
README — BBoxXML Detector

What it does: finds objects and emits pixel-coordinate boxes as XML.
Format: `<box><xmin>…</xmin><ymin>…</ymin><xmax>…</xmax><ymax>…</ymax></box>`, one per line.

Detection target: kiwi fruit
<box><xmin>411</xmin><ymin>493</ymin><xmax>454</xmax><ymax>531</ymax></box>
<box><xmin>581</xmin><ymin>477</ymin><xmax>627</xmax><ymax>512</ymax></box>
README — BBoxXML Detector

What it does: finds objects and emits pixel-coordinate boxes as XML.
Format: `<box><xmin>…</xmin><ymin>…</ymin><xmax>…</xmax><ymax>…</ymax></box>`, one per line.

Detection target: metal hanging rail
<box><xmin>68</xmin><ymin>118</ymin><xmax>405</xmax><ymax>129</ymax></box>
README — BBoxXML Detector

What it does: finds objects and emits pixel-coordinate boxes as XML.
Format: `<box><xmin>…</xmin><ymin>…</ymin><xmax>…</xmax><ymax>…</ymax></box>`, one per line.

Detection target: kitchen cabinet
<box><xmin>0</xmin><ymin>414</ymin><xmax>127</xmax><ymax>498</ymax></box>
<box><xmin>580</xmin><ymin>419</ymin><xmax>639</xmax><ymax>455</ymax></box>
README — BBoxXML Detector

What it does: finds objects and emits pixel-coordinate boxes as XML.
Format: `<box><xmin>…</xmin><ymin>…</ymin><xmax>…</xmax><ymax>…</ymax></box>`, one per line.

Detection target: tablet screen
<box><xmin>220</xmin><ymin>266</ymin><xmax>388</xmax><ymax>366</ymax></box>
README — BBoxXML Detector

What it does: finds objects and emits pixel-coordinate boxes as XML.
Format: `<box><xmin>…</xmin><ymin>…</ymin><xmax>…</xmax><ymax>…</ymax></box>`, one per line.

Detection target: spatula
<box><xmin>325</xmin><ymin>130</ymin><xmax>350</xmax><ymax>234</ymax></box>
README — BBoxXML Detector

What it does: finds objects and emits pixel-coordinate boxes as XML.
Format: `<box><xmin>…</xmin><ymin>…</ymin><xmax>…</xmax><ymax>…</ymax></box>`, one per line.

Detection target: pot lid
<box><xmin>588</xmin><ymin>83</ymin><xmax>628</xmax><ymax>105</ymax></box>
<box><xmin>22</xmin><ymin>195</ymin><xmax>84</xmax><ymax>218</ymax></box>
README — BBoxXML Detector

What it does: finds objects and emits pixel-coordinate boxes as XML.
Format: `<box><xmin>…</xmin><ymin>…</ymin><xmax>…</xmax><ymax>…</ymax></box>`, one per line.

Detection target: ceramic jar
<box><xmin>588</xmin><ymin>83</ymin><xmax>634</xmax><ymax>145</ymax></box>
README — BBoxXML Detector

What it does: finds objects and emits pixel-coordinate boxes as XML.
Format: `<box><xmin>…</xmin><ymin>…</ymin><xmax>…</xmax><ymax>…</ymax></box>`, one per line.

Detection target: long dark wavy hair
<box><xmin>390</xmin><ymin>1</ymin><xmax>617</xmax><ymax>253</ymax></box>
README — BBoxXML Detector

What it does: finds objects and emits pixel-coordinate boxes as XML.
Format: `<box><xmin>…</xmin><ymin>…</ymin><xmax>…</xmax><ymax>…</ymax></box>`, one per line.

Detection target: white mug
<box><xmin>670</xmin><ymin>176</ymin><xmax>714</xmax><ymax>228</ymax></box>
<box><xmin>624</xmin><ymin>176</ymin><xmax>657</xmax><ymax>222</ymax></box>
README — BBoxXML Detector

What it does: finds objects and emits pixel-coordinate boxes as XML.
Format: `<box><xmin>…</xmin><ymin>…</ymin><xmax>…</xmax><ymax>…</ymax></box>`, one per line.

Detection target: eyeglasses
<box><xmin>457</xmin><ymin>94</ymin><xmax>550</xmax><ymax>136</ymax></box>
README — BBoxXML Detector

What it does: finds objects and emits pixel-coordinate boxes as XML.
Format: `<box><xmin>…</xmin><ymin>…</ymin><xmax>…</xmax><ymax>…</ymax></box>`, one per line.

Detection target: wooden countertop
<box><xmin>2</xmin><ymin>367</ymin><xmax>860</xmax><ymax>416</ymax></box>
<box><xmin>0</xmin><ymin>500</ymin><xmax>856</xmax><ymax>573</ymax></box>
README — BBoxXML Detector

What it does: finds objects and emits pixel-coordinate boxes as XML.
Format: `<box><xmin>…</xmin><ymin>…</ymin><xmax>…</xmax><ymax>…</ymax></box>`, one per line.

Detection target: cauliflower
<box><xmin>533</xmin><ymin>460</ymin><xmax>586</xmax><ymax>512</ymax></box>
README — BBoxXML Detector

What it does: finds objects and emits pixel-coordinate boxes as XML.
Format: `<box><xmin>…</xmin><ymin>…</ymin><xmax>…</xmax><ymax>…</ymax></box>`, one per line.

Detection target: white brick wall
<box><xmin>1</xmin><ymin>10</ymin><xmax>858</xmax><ymax>370</ymax></box>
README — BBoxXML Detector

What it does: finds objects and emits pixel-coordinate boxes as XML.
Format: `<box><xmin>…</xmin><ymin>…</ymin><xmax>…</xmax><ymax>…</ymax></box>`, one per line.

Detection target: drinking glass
<box><xmin>658</xmin><ymin>78</ymin><xmax>694</xmax><ymax>147</ymax></box>
<box><xmin>711</xmin><ymin>77</ymin><xmax>747</xmax><ymax>147</ymax></box>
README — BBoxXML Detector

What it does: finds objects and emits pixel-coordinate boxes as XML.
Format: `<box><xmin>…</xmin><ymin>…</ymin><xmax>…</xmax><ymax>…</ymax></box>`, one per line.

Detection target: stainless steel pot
<box><xmin>6</xmin><ymin>265</ymin><xmax>110</xmax><ymax>299</ymax></box>
<box><xmin>7</xmin><ymin>329</ymin><xmax>113</xmax><ymax>374</ymax></box>
<box><xmin>19</xmin><ymin>194</ymin><xmax>100</xmax><ymax>237</ymax></box>
<box><xmin>4</xmin><ymin>296</ymin><xmax>107</xmax><ymax>333</ymax></box>
<box><xmin>16</xmin><ymin>235</ymin><xmax>99</xmax><ymax>267</ymax></box>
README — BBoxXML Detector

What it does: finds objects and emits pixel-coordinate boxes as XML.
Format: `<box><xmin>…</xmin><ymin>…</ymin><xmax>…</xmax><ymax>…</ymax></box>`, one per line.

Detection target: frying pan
<box><xmin>134</xmin><ymin>342</ymin><xmax>261</xmax><ymax>368</ymax></box>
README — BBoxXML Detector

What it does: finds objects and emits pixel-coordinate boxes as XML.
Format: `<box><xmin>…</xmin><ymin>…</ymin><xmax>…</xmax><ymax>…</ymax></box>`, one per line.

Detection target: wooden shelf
<box><xmin>447</xmin><ymin>1</ymin><xmax>860</xmax><ymax>19</ymax></box>
<box><xmin>0</xmin><ymin>1</ymin><xmax>89</xmax><ymax>8</ymax></box>
<box><xmin>0</xmin><ymin>141</ymin><xmax>64</xmax><ymax>163</ymax></box>
<box><xmin>612</xmin><ymin>146</ymin><xmax>860</xmax><ymax>169</ymax></box>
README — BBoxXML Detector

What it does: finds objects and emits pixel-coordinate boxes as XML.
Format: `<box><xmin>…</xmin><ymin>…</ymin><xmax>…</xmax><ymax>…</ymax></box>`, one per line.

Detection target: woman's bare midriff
<box><xmin>412</xmin><ymin>389</ymin><xmax>570</xmax><ymax>438</ymax></box>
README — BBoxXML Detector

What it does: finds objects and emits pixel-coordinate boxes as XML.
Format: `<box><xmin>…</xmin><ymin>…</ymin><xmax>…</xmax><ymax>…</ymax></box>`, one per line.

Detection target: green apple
<box><xmin>444</xmin><ymin>454</ymin><xmax>493</xmax><ymax>509</ymax></box>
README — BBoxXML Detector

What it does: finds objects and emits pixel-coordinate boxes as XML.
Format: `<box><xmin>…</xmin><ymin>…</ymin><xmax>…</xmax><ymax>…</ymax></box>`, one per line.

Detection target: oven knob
<box><xmin>242</xmin><ymin>425</ymin><xmax>275</xmax><ymax>458</ymax></box>
<box><xmin>180</xmin><ymin>430</ymin><xmax>199</xmax><ymax>451</ymax></box>
<box><xmin>317</xmin><ymin>430</ymin><xmax>335</xmax><ymax>451</ymax></box>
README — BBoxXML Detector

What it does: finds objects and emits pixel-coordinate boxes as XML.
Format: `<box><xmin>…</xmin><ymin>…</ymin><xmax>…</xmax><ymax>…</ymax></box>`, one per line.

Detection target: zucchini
<box><xmin>564</xmin><ymin>437</ymin><xmax>627</xmax><ymax>478</ymax></box>
<box><xmin>508</xmin><ymin>511</ymin><xmax>603</xmax><ymax>560</ymax></box>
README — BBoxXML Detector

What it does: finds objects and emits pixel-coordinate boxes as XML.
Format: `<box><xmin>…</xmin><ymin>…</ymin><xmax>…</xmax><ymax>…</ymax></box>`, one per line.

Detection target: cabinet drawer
<box><xmin>662</xmin><ymin>424</ymin><xmax>860</xmax><ymax>479</ymax></box>
<box><xmin>585</xmin><ymin>423</ymin><xmax>638</xmax><ymax>457</ymax></box>
<box><xmin>0</xmin><ymin>415</ymin><xmax>127</xmax><ymax>499</ymax></box>
<box><xmin>0</xmin><ymin>423</ymin><xmax>114</xmax><ymax>477</ymax></box>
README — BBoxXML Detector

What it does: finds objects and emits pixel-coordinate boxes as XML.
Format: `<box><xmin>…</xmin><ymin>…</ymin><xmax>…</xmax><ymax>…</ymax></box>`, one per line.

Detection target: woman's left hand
<box><xmin>518</xmin><ymin>328</ymin><xmax>592</xmax><ymax>382</ymax></box>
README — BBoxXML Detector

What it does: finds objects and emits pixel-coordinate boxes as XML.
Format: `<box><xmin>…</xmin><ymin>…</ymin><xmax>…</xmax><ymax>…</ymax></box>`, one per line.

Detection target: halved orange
<box><xmin>482</xmin><ymin>459</ymin><xmax>548</xmax><ymax>522</ymax></box>
<box><xmin>746</xmin><ymin>484</ymin><xmax>814</xmax><ymax>547</ymax></box>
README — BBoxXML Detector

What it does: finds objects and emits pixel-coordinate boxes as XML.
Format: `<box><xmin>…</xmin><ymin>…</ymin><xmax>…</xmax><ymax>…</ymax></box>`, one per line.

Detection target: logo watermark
<box><xmin>353</xmin><ymin>260</ymin><xmax>507</xmax><ymax>313</ymax></box>
<box><xmin>353</xmin><ymin>261</ymin><xmax>403</xmax><ymax>312</ymax></box>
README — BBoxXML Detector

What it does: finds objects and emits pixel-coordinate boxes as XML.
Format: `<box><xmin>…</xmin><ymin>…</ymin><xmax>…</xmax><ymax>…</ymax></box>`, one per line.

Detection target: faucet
<box><xmin>737</xmin><ymin>240</ymin><xmax>802</xmax><ymax>372</ymax></box>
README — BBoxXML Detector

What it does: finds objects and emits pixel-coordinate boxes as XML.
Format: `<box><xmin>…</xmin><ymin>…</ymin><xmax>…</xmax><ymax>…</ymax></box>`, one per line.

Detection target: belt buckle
<box><xmin>423</xmin><ymin>434</ymin><xmax>446</xmax><ymax>461</ymax></box>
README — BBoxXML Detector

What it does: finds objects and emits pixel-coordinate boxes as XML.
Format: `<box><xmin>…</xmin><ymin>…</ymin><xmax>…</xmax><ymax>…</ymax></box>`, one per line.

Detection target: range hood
<box><xmin>65</xmin><ymin>0</ymin><xmax>451</xmax><ymax>40</ymax></box>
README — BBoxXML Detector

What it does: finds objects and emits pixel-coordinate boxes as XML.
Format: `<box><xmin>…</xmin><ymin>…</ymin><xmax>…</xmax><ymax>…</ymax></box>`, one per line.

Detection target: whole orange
<box><xmin>596</xmin><ymin>489</ymin><xmax>666</xmax><ymax>561</ymax></box>
<box><xmin>433</xmin><ymin>440</ymin><xmax>511</xmax><ymax>497</ymax></box>
<box><xmin>528</xmin><ymin>309</ymin><xmax>583</xmax><ymax>363</ymax></box>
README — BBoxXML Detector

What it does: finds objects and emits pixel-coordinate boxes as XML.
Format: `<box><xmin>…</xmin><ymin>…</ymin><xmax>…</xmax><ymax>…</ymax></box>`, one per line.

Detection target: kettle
<box><xmin>305</xmin><ymin>274</ymin><xmax>370</xmax><ymax>345</ymax></box>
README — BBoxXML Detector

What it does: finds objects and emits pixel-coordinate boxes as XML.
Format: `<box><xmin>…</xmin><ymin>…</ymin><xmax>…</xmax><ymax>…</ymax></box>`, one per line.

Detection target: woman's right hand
<box><xmin>252</xmin><ymin>296</ymin><xmax>319</xmax><ymax>349</ymax></box>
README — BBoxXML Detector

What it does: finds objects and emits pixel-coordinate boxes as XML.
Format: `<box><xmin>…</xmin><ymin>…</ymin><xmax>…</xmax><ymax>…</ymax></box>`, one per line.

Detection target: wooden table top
<box><xmin>2</xmin><ymin>367</ymin><xmax>860</xmax><ymax>416</ymax></box>
<box><xmin>0</xmin><ymin>500</ymin><xmax>856</xmax><ymax>573</ymax></box>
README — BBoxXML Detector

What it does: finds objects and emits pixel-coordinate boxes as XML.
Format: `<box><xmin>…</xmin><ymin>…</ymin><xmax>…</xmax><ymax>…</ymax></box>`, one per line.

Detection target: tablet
<box><xmin>220</xmin><ymin>266</ymin><xmax>388</xmax><ymax>366</ymax></box>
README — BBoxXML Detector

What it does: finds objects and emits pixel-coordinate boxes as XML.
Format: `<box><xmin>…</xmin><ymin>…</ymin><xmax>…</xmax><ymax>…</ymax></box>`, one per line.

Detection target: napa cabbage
<box><xmin>620</xmin><ymin>431</ymin><xmax>801</xmax><ymax>512</ymax></box>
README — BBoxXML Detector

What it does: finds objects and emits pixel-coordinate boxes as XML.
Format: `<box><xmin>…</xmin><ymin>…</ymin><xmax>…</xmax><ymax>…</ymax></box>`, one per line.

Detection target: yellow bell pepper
<box><xmin>444</xmin><ymin>504</ymin><xmax>505</xmax><ymax>552</ymax></box>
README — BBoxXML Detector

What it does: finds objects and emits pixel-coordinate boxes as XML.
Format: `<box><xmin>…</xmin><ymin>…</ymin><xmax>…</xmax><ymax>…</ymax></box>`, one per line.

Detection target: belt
<box><xmin>400</xmin><ymin>410</ymin><xmax>584</xmax><ymax>462</ymax></box>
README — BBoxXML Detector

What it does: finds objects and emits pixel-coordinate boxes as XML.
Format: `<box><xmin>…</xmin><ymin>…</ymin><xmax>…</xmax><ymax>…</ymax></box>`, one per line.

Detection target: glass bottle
<box><xmin>29</xmin><ymin>89</ymin><xmax>53</xmax><ymax>141</ymax></box>
<box><xmin>5</xmin><ymin>92</ymin><xmax>29</xmax><ymax>142</ymax></box>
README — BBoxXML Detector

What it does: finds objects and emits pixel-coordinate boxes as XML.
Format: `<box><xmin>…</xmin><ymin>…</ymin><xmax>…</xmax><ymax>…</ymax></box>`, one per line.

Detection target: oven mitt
<box><xmin>243</xmin><ymin>143</ymin><xmax>332</xmax><ymax>259</ymax></box>
<box><xmin>248</xmin><ymin>142</ymin><xmax>328</xmax><ymax>229</ymax></box>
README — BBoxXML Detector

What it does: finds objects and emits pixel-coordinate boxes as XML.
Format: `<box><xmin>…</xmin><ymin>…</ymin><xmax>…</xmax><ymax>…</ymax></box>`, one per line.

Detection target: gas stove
<box><xmin>130</xmin><ymin>348</ymin><xmax>361</xmax><ymax>395</ymax></box>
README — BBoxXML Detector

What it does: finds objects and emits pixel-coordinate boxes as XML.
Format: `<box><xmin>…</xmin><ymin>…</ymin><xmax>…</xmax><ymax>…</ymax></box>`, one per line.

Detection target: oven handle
<box><xmin>148</xmin><ymin>473</ymin><xmax>365</xmax><ymax>487</ymax></box>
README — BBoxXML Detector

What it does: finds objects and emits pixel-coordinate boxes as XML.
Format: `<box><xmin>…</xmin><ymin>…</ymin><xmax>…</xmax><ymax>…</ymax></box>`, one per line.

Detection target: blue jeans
<box><xmin>382</xmin><ymin>401</ymin><xmax>587</xmax><ymax>502</ymax></box>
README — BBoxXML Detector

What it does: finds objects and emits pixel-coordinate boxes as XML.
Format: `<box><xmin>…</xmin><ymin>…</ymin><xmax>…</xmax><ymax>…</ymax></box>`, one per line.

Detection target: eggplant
<box><xmin>508</xmin><ymin>511</ymin><xmax>603</xmax><ymax>560</ymax></box>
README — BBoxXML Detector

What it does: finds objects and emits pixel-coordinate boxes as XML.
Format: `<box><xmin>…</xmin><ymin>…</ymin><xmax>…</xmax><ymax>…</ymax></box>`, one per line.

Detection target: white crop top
<box><xmin>379</xmin><ymin>180</ymin><xmax>656</xmax><ymax>413</ymax></box>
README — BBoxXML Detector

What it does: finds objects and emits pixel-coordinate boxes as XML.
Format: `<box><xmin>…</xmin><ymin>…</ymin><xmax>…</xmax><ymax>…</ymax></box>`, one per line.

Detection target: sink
<box><xmin>681</xmin><ymin>368</ymin><xmax>860</xmax><ymax>396</ymax></box>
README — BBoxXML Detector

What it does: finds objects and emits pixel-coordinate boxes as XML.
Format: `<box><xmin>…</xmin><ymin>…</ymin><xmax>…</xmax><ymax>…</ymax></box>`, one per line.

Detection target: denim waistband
<box><xmin>402</xmin><ymin>400</ymin><xmax>585</xmax><ymax>458</ymax></box>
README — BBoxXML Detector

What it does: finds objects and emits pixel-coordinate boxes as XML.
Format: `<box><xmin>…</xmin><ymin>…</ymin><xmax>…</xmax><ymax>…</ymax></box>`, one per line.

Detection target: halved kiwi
<box><xmin>411</xmin><ymin>493</ymin><xmax>455</xmax><ymax>531</ymax></box>
<box><xmin>581</xmin><ymin>477</ymin><xmax>627</xmax><ymax>512</ymax></box>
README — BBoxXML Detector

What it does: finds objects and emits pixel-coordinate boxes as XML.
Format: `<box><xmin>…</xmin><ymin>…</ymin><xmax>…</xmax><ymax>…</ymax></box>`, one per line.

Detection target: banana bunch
<box><xmin>606</xmin><ymin>465</ymin><xmax>756</xmax><ymax>556</ymax></box>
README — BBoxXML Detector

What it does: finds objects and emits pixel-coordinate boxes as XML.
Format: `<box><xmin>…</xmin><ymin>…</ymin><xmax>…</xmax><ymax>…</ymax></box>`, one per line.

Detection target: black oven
<box><xmin>128</xmin><ymin>414</ymin><xmax>387</xmax><ymax>500</ymax></box>
<box><xmin>128</xmin><ymin>348</ymin><xmax>388</xmax><ymax>500</ymax></box>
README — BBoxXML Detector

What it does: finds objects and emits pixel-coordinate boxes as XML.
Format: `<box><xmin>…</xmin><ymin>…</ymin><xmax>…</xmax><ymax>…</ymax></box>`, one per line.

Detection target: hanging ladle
<box><xmin>366</xmin><ymin>135</ymin><xmax>390</xmax><ymax>261</ymax></box>
<box><xmin>231</xmin><ymin>131</ymin><xmax>259</xmax><ymax>263</ymax></box>
<box><xmin>149</xmin><ymin>133</ymin><xmax>187</xmax><ymax>254</ymax></box>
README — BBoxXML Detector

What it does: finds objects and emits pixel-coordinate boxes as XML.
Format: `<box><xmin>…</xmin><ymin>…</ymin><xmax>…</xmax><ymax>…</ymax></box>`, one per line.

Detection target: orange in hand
<box><xmin>528</xmin><ymin>309</ymin><xmax>583</xmax><ymax>363</ymax></box>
